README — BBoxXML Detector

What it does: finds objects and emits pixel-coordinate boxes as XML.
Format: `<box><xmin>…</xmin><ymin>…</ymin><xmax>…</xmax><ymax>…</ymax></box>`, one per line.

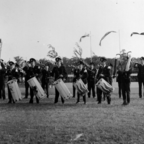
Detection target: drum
<box><xmin>27</xmin><ymin>77</ymin><xmax>46</xmax><ymax>99</ymax></box>
<box><xmin>53</xmin><ymin>79</ymin><xmax>72</xmax><ymax>100</ymax></box>
<box><xmin>96</xmin><ymin>78</ymin><xmax>114</xmax><ymax>94</ymax></box>
<box><xmin>74</xmin><ymin>79</ymin><xmax>88</xmax><ymax>96</ymax></box>
<box><xmin>7</xmin><ymin>79</ymin><xmax>22</xmax><ymax>101</ymax></box>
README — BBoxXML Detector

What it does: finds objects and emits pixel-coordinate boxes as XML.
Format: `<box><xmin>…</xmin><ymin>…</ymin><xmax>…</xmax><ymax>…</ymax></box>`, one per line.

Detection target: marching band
<box><xmin>0</xmin><ymin>53</ymin><xmax>143</xmax><ymax>106</ymax></box>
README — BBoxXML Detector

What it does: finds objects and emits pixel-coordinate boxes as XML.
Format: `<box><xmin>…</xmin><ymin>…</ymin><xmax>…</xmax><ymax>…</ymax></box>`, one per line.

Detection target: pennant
<box><xmin>79</xmin><ymin>34</ymin><xmax>89</xmax><ymax>42</ymax></box>
<box><xmin>99</xmin><ymin>31</ymin><xmax>116</xmax><ymax>46</ymax></box>
<box><xmin>48</xmin><ymin>44</ymin><xmax>55</xmax><ymax>50</ymax></box>
<box><xmin>131</xmin><ymin>32</ymin><xmax>144</xmax><ymax>36</ymax></box>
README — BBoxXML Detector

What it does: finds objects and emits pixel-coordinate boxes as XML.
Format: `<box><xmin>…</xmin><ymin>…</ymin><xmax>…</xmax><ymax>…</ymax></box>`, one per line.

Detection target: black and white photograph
<box><xmin>0</xmin><ymin>0</ymin><xmax>144</xmax><ymax>143</ymax></box>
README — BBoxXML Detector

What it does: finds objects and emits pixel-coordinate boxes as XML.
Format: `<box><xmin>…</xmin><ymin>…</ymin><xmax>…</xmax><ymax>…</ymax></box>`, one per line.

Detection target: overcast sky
<box><xmin>0</xmin><ymin>0</ymin><xmax>144</xmax><ymax>61</ymax></box>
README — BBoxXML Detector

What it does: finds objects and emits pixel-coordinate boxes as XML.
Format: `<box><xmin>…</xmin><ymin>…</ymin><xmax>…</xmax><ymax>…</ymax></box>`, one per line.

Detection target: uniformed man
<box><xmin>41</xmin><ymin>64</ymin><xmax>51</xmax><ymax>98</ymax></box>
<box><xmin>51</xmin><ymin>57</ymin><xmax>67</xmax><ymax>104</ymax></box>
<box><xmin>22</xmin><ymin>61</ymin><xmax>30</xmax><ymax>99</ymax></box>
<box><xmin>96</xmin><ymin>57</ymin><xmax>111</xmax><ymax>104</ymax></box>
<box><xmin>87</xmin><ymin>62</ymin><xmax>97</xmax><ymax>98</ymax></box>
<box><xmin>72</xmin><ymin>65</ymin><xmax>79</xmax><ymax>98</ymax></box>
<box><xmin>6</xmin><ymin>61</ymin><xmax>20</xmax><ymax>103</ymax></box>
<box><xmin>119</xmin><ymin>55</ymin><xmax>132</xmax><ymax>105</ymax></box>
<box><xmin>28</xmin><ymin>58</ymin><xmax>41</xmax><ymax>104</ymax></box>
<box><xmin>116</xmin><ymin>67</ymin><xmax>123</xmax><ymax>98</ymax></box>
<box><xmin>0</xmin><ymin>59</ymin><xmax>6</xmax><ymax>100</ymax></box>
<box><xmin>134</xmin><ymin>57</ymin><xmax>144</xmax><ymax>98</ymax></box>
<box><xmin>76</xmin><ymin>61</ymin><xmax>88</xmax><ymax>104</ymax></box>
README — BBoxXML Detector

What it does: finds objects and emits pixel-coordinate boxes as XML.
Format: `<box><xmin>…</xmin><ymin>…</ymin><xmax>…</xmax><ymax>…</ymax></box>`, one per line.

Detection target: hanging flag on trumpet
<box><xmin>75</xmin><ymin>42</ymin><xmax>83</xmax><ymax>58</ymax></box>
<box><xmin>130</xmin><ymin>32</ymin><xmax>144</xmax><ymax>36</ymax></box>
<box><xmin>99</xmin><ymin>31</ymin><xmax>116</xmax><ymax>46</ymax></box>
<box><xmin>79</xmin><ymin>34</ymin><xmax>89</xmax><ymax>42</ymax></box>
<box><xmin>48</xmin><ymin>44</ymin><xmax>55</xmax><ymax>50</ymax></box>
<box><xmin>47</xmin><ymin>49</ymin><xmax>58</xmax><ymax>58</ymax></box>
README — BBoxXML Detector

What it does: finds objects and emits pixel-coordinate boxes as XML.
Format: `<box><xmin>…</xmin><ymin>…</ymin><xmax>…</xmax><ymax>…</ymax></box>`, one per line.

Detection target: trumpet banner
<box><xmin>99</xmin><ymin>31</ymin><xmax>116</xmax><ymax>46</ymax></box>
<box><xmin>131</xmin><ymin>32</ymin><xmax>144</xmax><ymax>37</ymax></box>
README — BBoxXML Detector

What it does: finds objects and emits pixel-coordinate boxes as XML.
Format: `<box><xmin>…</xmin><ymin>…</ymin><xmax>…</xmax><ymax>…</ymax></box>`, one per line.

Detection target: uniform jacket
<box><xmin>97</xmin><ymin>65</ymin><xmax>111</xmax><ymax>83</ymax></box>
<box><xmin>52</xmin><ymin>65</ymin><xmax>67</xmax><ymax>81</ymax></box>
<box><xmin>72</xmin><ymin>68</ymin><xmax>80</xmax><ymax>82</ymax></box>
<box><xmin>87</xmin><ymin>68</ymin><xmax>97</xmax><ymax>82</ymax></box>
<box><xmin>134</xmin><ymin>63</ymin><xmax>144</xmax><ymax>79</ymax></box>
<box><xmin>0</xmin><ymin>63</ymin><xmax>6</xmax><ymax>87</ymax></box>
<box><xmin>41</xmin><ymin>69</ymin><xmax>51</xmax><ymax>84</ymax></box>
<box><xmin>28</xmin><ymin>66</ymin><xmax>41</xmax><ymax>80</ymax></box>
<box><xmin>6</xmin><ymin>68</ymin><xmax>20</xmax><ymax>81</ymax></box>
<box><xmin>78</xmin><ymin>68</ymin><xmax>88</xmax><ymax>84</ymax></box>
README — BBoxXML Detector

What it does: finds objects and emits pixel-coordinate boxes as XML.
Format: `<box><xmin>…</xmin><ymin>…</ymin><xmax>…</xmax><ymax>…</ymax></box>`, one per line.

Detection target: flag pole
<box><xmin>90</xmin><ymin>32</ymin><xmax>92</xmax><ymax>62</ymax></box>
<box><xmin>0</xmin><ymin>39</ymin><xmax>2</xmax><ymax>59</ymax></box>
<box><xmin>119</xmin><ymin>30</ymin><xmax>121</xmax><ymax>53</ymax></box>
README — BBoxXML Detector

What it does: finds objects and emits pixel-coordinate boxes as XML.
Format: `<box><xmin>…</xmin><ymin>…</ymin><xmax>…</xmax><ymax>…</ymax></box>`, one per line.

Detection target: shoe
<box><xmin>84</xmin><ymin>102</ymin><xmax>86</xmax><ymax>104</ymax></box>
<box><xmin>76</xmin><ymin>101</ymin><xmax>79</xmax><ymax>104</ymax></box>
<box><xmin>97</xmin><ymin>102</ymin><xmax>101</xmax><ymax>104</ymax></box>
<box><xmin>122</xmin><ymin>101</ymin><xmax>127</xmax><ymax>105</ymax></box>
<box><xmin>29</xmin><ymin>101</ymin><xmax>33</xmax><ymax>104</ymax></box>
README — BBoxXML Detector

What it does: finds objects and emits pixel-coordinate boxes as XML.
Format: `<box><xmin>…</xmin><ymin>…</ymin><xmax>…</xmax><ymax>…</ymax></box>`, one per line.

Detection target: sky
<box><xmin>0</xmin><ymin>0</ymin><xmax>144</xmax><ymax>62</ymax></box>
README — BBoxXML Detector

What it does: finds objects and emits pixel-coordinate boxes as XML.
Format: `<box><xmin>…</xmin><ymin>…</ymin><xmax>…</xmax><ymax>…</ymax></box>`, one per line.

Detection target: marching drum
<box><xmin>7</xmin><ymin>79</ymin><xmax>22</xmax><ymax>101</ymax></box>
<box><xmin>74</xmin><ymin>79</ymin><xmax>88</xmax><ymax>96</ymax></box>
<box><xmin>96</xmin><ymin>78</ymin><xmax>114</xmax><ymax>94</ymax></box>
<box><xmin>27</xmin><ymin>77</ymin><xmax>46</xmax><ymax>99</ymax></box>
<box><xmin>53</xmin><ymin>79</ymin><xmax>72</xmax><ymax>100</ymax></box>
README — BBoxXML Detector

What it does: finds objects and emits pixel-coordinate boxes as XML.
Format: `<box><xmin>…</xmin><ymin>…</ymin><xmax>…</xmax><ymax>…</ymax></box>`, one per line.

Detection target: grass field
<box><xmin>0</xmin><ymin>82</ymin><xmax>144</xmax><ymax>144</ymax></box>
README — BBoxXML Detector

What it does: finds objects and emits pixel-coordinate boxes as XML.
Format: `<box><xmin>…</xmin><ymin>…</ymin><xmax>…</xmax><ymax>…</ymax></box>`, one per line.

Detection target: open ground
<box><xmin>0</xmin><ymin>82</ymin><xmax>144</xmax><ymax>144</ymax></box>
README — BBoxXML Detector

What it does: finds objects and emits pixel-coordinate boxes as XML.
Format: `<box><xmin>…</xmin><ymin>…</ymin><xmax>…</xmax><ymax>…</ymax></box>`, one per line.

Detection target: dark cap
<box><xmin>29</xmin><ymin>58</ymin><xmax>36</xmax><ymax>63</ymax></box>
<box><xmin>0</xmin><ymin>59</ymin><xmax>3</xmax><ymax>63</ymax></box>
<box><xmin>55</xmin><ymin>57</ymin><xmax>61</xmax><ymax>62</ymax></box>
<box><xmin>140</xmin><ymin>57</ymin><xmax>144</xmax><ymax>60</ymax></box>
<box><xmin>100</xmin><ymin>57</ymin><xmax>107</xmax><ymax>62</ymax></box>
<box><xmin>90</xmin><ymin>62</ymin><xmax>94</xmax><ymax>65</ymax></box>
<box><xmin>9</xmin><ymin>61</ymin><xmax>14</xmax><ymax>66</ymax></box>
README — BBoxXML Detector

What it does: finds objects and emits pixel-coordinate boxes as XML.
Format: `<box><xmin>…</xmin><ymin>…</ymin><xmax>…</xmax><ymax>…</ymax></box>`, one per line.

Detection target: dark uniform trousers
<box><xmin>73</xmin><ymin>85</ymin><xmax>76</xmax><ymax>97</ymax></box>
<box><xmin>29</xmin><ymin>88</ymin><xmax>39</xmax><ymax>103</ymax></box>
<box><xmin>122</xmin><ymin>82</ymin><xmax>130</xmax><ymax>103</ymax></box>
<box><xmin>88</xmin><ymin>80</ymin><xmax>95</xmax><ymax>98</ymax></box>
<box><xmin>77</xmin><ymin>93</ymin><xmax>86</xmax><ymax>103</ymax></box>
<box><xmin>54</xmin><ymin>88</ymin><xmax>64</xmax><ymax>103</ymax></box>
<box><xmin>118</xmin><ymin>81</ymin><xmax>122</xmax><ymax>98</ymax></box>
<box><xmin>25</xmin><ymin>80</ymin><xmax>29</xmax><ymax>98</ymax></box>
<box><xmin>97</xmin><ymin>88</ymin><xmax>111</xmax><ymax>104</ymax></box>
<box><xmin>42</xmin><ymin>82</ymin><xmax>49</xmax><ymax>98</ymax></box>
<box><xmin>0</xmin><ymin>84</ymin><xmax>5</xmax><ymax>99</ymax></box>
<box><xmin>138</xmin><ymin>77</ymin><xmax>144</xmax><ymax>98</ymax></box>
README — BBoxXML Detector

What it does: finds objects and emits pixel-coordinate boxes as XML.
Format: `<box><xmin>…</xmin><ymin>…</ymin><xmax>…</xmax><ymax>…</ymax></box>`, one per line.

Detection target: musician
<box><xmin>28</xmin><ymin>58</ymin><xmax>41</xmax><ymax>104</ymax></box>
<box><xmin>87</xmin><ymin>62</ymin><xmax>96</xmax><ymax>98</ymax></box>
<box><xmin>0</xmin><ymin>59</ymin><xmax>6</xmax><ymax>100</ymax></box>
<box><xmin>116</xmin><ymin>67</ymin><xmax>123</xmax><ymax>98</ymax></box>
<box><xmin>134</xmin><ymin>57</ymin><xmax>144</xmax><ymax>98</ymax></box>
<box><xmin>72</xmin><ymin>65</ymin><xmax>79</xmax><ymax>98</ymax></box>
<box><xmin>23</xmin><ymin>61</ymin><xmax>30</xmax><ymax>99</ymax></box>
<box><xmin>41</xmin><ymin>64</ymin><xmax>51</xmax><ymax>98</ymax></box>
<box><xmin>96</xmin><ymin>57</ymin><xmax>111</xmax><ymax>104</ymax></box>
<box><xmin>121</xmin><ymin>55</ymin><xmax>132</xmax><ymax>105</ymax></box>
<box><xmin>6</xmin><ymin>61</ymin><xmax>20</xmax><ymax>103</ymax></box>
<box><xmin>76</xmin><ymin>61</ymin><xmax>88</xmax><ymax>104</ymax></box>
<box><xmin>51</xmin><ymin>57</ymin><xmax>67</xmax><ymax>104</ymax></box>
